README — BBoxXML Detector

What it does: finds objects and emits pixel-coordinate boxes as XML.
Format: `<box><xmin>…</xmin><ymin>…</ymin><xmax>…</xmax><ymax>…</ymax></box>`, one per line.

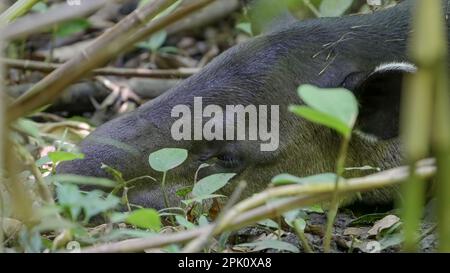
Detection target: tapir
<box><xmin>58</xmin><ymin>0</ymin><xmax>450</xmax><ymax>210</ymax></box>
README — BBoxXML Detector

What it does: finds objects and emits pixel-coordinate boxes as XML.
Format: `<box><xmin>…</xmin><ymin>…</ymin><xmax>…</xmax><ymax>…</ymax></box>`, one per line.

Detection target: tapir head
<box><xmin>57</xmin><ymin>1</ymin><xmax>448</xmax><ymax>209</ymax></box>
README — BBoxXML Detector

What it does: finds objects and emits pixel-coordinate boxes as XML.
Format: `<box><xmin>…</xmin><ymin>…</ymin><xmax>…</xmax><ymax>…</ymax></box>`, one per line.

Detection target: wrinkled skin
<box><xmin>58</xmin><ymin>1</ymin><xmax>449</xmax><ymax>210</ymax></box>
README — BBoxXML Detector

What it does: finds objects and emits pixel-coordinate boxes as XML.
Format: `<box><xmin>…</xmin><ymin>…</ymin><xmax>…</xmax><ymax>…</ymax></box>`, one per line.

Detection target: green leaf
<box><xmin>148</xmin><ymin>31</ymin><xmax>167</xmax><ymax>52</ymax></box>
<box><xmin>293</xmin><ymin>84</ymin><xmax>359</xmax><ymax>137</ymax></box>
<box><xmin>56</xmin><ymin>184</ymin><xmax>83</xmax><ymax>220</ymax></box>
<box><xmin>36</xmin><ymin>155</ymin><xmax>51</xmax><ymax>167</ymax></box>
<box><xmin>139</xmin><ymin>31</ymin><xmax>168</xmax><ymax>52</ymax></box>
<box><xmin>379</xmin><ymin>233</ymin><xmax>404</xmax><ymax>250</ymax></box>
<box><xmin>19</xmin><ymin>230</ymin><xmax>43</xmax><ymax>253</ymax></box>
<box><xmin>165</xmin><ymin>244</ymin><xmax>182</xmax><ymax>253</ymax></box>
<box><xmin>148</xmin><ymin>148</ymin><xmax>188</xmax><ymax>172</ymax></box>
<box><xmin>81</xmin><ymin>191</ymin><xmax>120</xmax><ymax>222</ymax></box>
<box><xmin>175</xmin><ymin>215</ymin><xmax>196</xmax><ymax>229</ymax></box>
<box><xmin>349</xmin><ymin>213</ymin><xmax>391</xmax><ymax>227</ymax></box>
<box><xmin>283</xmin><ymin>209</ymin><xmax>308</xmax><ymax>227</ymax></box>
<box><xmin>176</xmin><ymin>186</ymin><xmax>193</xmax><ymax>198</ymax></box>
<box><xmin>56</xmin><ymin>184</ymin><xmax>120</xmax><ymax>222</ymax></box>
<box><xmin>101</xmin><ymin>164</ymin><xmax>125</xmax><ymax>184</ymax></box>
<box><xmin>52</xmin><ymin>174</ymin><xmax>117</xmax><ymax>188</ymax></box>
<box><xmin>271</xmin><ymin>173</ymin><xmax>337</xmax><ymax>186</ymax></box>
<box><xmin>55</xmin><ymin>19</ymin><xmax>90</xmax><ymax>38</ymax></box>
<box><xmin>192</xmin><ymin>173</ymin><xmax>236</xmax><ymax>197</ymax></box>
<box><xmin>31</xmin><ymin>2</ymin><xmax>48</xmax><ymax>13</ymax></box>
<box><xmin>158</xmin><ymin>46</ymin><xmax>179</xmax><ymax>54</ymax></box>
<box><xmin>238</xmin><ymin>240</ymin><xmax>299</xmax><ymax>253</ymax></box>
<box><xmin>298</xmin><ymin>84</ymin><xmax>359</xmax><ymax>127</ymax></box>
<box><xmin>110</xmin><ymin>212</ymin><xmax>128</xmax><ymax>223</ymax></box>
<box><xmin>236</xmin><ymin>22</ymin><xmax>253</xmax><ymax>36</ymax></box>
<box><xmin>138</xmin><ymin>0</ymin><xmax>152</xmax><ymax>7</ymax></box>
<box><xmin>304</xmin><ymin>204</ymin><xmax>324</xmax><ymax>214</ymax></box>
<box><xmin>319</xmin><ymin>0</ymin><xmax>354</xmax><ymax>17</ymax></box>
<box><xmin>294</xmin><ymin>218</ymin><xmax>307</xmax><ymax>231</ymax></box>
<box><xmin>13</xmin><ymin>118</ymin><xmax>40</xmax><ymax>138</ymax></box>
<box><xmin>48</xmin><ymin>151</ymin><xmax>85</xmax><ymax>164</ymax></box>
<box><xmin>198</xmin><ymin>215</ymin><xmax>209</xmax><ymax>227</ymax></box>
<box><xmin>290</xmin><ymin>105</ymin><xmax>351</xmax><ymax>137</ymax></box>
<box><xmin>126</xmin><ymin>209</ymin><xmax>161</xmax><ymax>231</ymax></box>
<box><xmin>257</xmin><ymin>219</ymin><xmax>279</xmax><ymax>229</ymax></box>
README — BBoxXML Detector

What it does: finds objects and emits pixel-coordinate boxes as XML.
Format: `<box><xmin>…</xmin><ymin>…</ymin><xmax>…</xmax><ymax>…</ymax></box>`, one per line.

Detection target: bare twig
<box><xmin>0</xmin><ymin>0</ymin><xmax>110</xmax><ymax>40</ymax></box>
<box><xmin>0</xmin><ymin>0</ymin><xmax>40</xmax><ymax>25</ymax></box>
<box><xmin>1</xmin><ymin>58</ymin><xmax>199</xmax><ymax>78</ymax></box>
<box><xmin>83</xmin><ymin>225</ymin><xmax>211</xmax><ymax>253</ymax></box>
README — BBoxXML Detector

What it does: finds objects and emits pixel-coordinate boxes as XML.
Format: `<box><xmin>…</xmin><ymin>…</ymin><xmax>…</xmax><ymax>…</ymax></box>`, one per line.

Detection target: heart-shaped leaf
<box><xmin>126</xmin><ymin>209</ymin><xmax>161</xmax><ymax>231</ymax></box>
<box><xmin>291</xmin><ymin>85</ymin><xmax>359</xmax><ymax>137</ymax></box>
<box><xmin>48</xmin><ymin>151</ymin><xmax>84</xmax><ymax>164</ymax></box>
<box><xmin>320</xmin><ymin>0</ymin><xmax>354</xmax><ymax>17</ymax></box>
<box><xmin>192</xmin><ymin>173</ymin><xmax>236</xmax><ymax>197</ymax></box>
<box><xmin>148</xmin><ymin>148</ymin><xmax>188</xmax><ymax>172</ymax></box>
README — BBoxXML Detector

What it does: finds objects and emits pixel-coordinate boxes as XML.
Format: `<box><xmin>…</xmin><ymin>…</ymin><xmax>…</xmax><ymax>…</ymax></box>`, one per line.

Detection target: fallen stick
<box><xmin>7</xmin><ymin>77</ymin><xmax>180</xmax><ymax>115</ymax></box>
<box><xmin>0</xmin><ymin>0</ymin><xmax>112</xmax><ymax>40</ymax></box>
<box><xmin>1</xmin><ymin>58</ymin><xmax>199</xmax><ymax>79</ymax></box>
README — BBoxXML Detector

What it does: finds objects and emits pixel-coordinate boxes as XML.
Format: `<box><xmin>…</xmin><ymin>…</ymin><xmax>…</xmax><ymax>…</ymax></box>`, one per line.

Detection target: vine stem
<box><xmin>161</xmin><ymin>171</ymin><xmax>171</xmax><ymax>209</ymax></box>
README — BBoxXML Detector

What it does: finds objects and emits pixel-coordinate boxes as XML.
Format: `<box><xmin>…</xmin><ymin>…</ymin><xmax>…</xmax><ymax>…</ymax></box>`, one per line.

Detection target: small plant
<box><xmin>148</xmin><ymin>148</ymin><xmax>188</xmax><ymax>208</ymax></box>
<box><xmin>136</xmin><ymin>0</ymin><xmax>182</xmax><ymax>54</ymax></box>
<box><xmin>148</xmin><ymin>147</ymin><xmax>236</xmax><ymax>227</ymax></box>
<box><xmin>289</xmin><ymin>84</ymin><xmax>359</xmax><ymax>252</ymax></box>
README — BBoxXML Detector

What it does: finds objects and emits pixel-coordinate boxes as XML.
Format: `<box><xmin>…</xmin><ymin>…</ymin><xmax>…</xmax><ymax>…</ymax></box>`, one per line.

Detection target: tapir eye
<box><xmin>217</xmin><ymin>153</ymin><xmax>241</xmax><ymax>169</ymax></box>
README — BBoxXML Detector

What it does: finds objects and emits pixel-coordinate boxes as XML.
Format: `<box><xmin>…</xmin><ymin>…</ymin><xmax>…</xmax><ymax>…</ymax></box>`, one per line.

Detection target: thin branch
<box><xmin>0</xmin><ymin>0</ymin><xmax>40</xmax><ymax>25</ymax></box>
<box><xmin>1</xmin><ymin>58</ymin><xmax>199</xmax><ymax>79</ymax></box>
<box><xmin>83</xmin><ymin>226</ymin><xmax>210</xmax><ymax>253</ymax></box>
<box><xmin>0</xmin><ymin>0</ymin><xmax>110</xmax><ymax>40</ymax></box>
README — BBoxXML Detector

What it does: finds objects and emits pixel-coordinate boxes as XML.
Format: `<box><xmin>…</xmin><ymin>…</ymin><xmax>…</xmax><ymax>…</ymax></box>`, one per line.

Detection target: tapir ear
<box><xmin>344</xmin><ymin>62</ymin><xmax>417</xmax><ymax>140</ymax></box>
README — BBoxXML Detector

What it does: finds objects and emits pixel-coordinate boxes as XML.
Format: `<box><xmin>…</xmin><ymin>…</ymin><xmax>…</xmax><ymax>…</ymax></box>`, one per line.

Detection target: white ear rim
<box><xmin>374</xmin><ymin>62</ymin><xmax>418</xmax><ymax>74</ymax></box>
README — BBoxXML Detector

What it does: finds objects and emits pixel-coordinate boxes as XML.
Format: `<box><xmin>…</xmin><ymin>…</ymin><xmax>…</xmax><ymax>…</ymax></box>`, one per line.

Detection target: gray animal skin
<box><xmin>58</xmin><ymin>0</ymin><xmax>450</xmax><ymax>210</ymax></box>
